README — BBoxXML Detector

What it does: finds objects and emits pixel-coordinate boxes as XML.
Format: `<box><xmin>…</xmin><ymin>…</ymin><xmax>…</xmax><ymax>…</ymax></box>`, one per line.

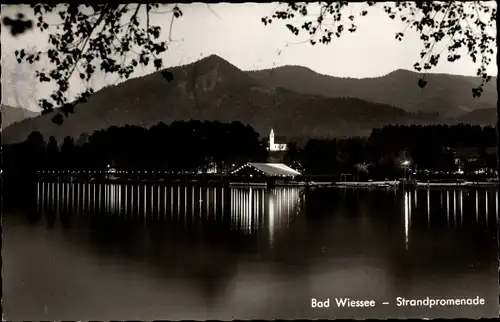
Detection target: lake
<box><xmin>3</xmin><ymin>182</ymin><xmax>498</xmax><ymax>320</ymax></box>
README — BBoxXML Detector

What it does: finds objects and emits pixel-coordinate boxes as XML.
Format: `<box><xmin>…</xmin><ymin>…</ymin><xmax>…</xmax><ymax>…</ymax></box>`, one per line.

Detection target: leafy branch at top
<box><xmin>262</xmin><ymin>1</ymin><xmax>496</xmax><ymax>97</ymax></box>
<box><xmin>2</xmin><ymin>3</ymin><xmax>181</xmax><ymax>124</ymax></box>
<box><xmin>2</xmin><ymin>2</ymin><xmax>496</xmax><ymax>127</ymax></box>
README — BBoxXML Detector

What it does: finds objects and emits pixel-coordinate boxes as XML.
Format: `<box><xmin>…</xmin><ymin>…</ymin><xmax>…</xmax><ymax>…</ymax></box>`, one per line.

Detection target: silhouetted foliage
<box><xmin>263</xmin><ymin>2</ymin><xmax>496</xmax><ymax>96</ymax></box>
<box><xmin>3</xmin><ymin>4</ymin><xmax>181</xmax><ymax>119</ymax></box>
<box><xmin>3</xmin><ymin>123</ymin><xmax>497</xmax><ymax>186</ymax></box>
<box><xmin>45</xmin><ymin>136</ymin><xmax>59</xmax><ymax>168</ymax></box>
<box><xmin>3</xmin><ymin>120</ymin><xmax>266</xmax><ymax>177</ymax></box>
<box><xmin>1</xmin><ymin>3</ymin><xmax>495</xmax><ymax>118</ymax></box>
<box><xmin>60</xmin><ymin>136</ymin><xmax>76</xmax><ymax>167</ymax></box>
<box><xmin>261</xmin><ymin>2</ymin><xmax>498</xmax><ymax>183</ymax></box>
<box><xmin>25</xmin><ymin>131</ymin><xmax>45</xmax><ymax>152</ymax></box>
<box><xmin>2</xmin><ymin>3</ymin><xmax>498</xmax><ymax>182</ymax></box>
<box><xmin>283</xmin><ymin>124</ymin><xmax>496</xmax><ymax>179</ymax></box>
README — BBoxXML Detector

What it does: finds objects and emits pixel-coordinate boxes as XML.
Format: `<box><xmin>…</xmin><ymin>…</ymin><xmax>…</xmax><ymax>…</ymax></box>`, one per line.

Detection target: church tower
<box><xmin>269</xmin><ymin>128</ymin><xmax>275</xmax><ymax>149</ymax></box>
<box><xmin>267</xmin><ymin>128</ymin><xmax>287</xmax><ymax>154</ymax></box>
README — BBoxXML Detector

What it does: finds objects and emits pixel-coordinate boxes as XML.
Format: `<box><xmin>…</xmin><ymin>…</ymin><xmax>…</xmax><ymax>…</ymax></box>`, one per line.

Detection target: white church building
<box><xmin>267</xmin><ymin>128</ymin><xmax>287</xmax><ymax>152</ymax></box>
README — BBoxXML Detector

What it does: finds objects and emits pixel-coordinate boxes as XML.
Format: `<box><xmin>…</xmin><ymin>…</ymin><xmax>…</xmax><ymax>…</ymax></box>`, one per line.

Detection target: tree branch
<box><xmin>66</xmin><ymin>5</ymin><xmax>113</xmax><ymax>80</ymax></box>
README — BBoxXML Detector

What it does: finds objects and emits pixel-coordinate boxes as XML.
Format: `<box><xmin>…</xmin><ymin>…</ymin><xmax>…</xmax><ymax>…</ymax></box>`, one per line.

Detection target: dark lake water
<box><xmin>3</xmin><ymin>182</ymin><xmax>498</xmax><ymax>320</ymax></box>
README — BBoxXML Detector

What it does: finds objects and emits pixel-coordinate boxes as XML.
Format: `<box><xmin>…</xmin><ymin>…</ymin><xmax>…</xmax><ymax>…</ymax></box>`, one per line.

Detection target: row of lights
<box><xmin>38</xmin><ymin>169</ymin><xmax>249</xmax><ymax>175</ymax></box>
<box><xmin>418</xmin><ymin>169</ymin><xmax>494</xmax><ymax>175</ymax></box>
<box><xmin>401</xmin><ymin>161</ymin><xmax>496</xmax><ymax>176</ymax></box>
<box><xmin>231</xmin><ymin>163</ymin><xmax>296</xmax><ymax>178</ymax></box>
<box><xmin>38</xmin><ymin>169</ymin><xmax>202</xmax><ymax>175</ymax></box>
<box><xmin>231</xmin><ymin>163</ymin><xmax>251</xmax><ymax>175</ymax></box>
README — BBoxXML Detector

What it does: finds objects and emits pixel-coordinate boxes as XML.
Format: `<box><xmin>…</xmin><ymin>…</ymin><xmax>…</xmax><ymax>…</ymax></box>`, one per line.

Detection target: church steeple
<box><xmin>267</xmin><ymin>128</ymin><xmax>288</xmax><ymax>160</ymax></box>
<box><xmin>269</xmin><ymin>128</ymin><xmax>275</xmax><ymax>147</ymax></box>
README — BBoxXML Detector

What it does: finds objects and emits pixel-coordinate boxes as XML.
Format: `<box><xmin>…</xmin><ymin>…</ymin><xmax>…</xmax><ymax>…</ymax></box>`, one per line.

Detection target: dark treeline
<box><xmin>2</xmin><ymin>122</ymin><xmax>497</xmax><ymax>185</ymax></box>
<box><xmin>2</xmin><ymin>120</ymin><xmax>266</xmax><ymax>178</ymax></box>
<box><xmin>370</xmin><ymin>124</ymin><xmax>497</xmax><ymax>149</ymax></box>
<box><xmin>287</xmin><ymin>124</ymin><xmax>497</xmax><ymax>180</ymax></box>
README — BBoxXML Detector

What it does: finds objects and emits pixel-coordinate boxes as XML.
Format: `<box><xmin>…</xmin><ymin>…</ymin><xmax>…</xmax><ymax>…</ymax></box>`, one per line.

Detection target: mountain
<box><xmin>1</xmin><ymin>104</ymin><xmax>39</xmax><ymax>128</ymax></box>
<box><xmin>247</xmin><ymin>67</ymin><xmax>496</xmax><ymax>119</ymax></box>
<box><xmin>457</xmin><ymin>108</ymin><xmax>496</xmax><ymax>125</ymax></box>
<box><xmin>2</xmin><ymin>55</ymin><xmax>444</xmax><ymax>145</ymax></box>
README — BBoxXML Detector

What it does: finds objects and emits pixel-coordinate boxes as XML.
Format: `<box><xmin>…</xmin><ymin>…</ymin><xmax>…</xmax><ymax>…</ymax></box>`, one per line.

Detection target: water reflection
<box><xmin>496</xmin><ymin>190</ymin><xmax>499</xmax><ymax>222</ymax></box>
<box><xmin>460</xmin><ymin>190</ymin><xmax>464</xmax><ymax>225</ymax></box>
<box><xmin>401</xmin><ymin>187</ymin><xmax>498</xmax><ymax>251</ymax></box>
<box><xmin>476</xmin><ymin>190</ymin><xmax>479</xmax><ymax>224</ymax></box>
<box><xmin>426</xmin><ymin>189</ymin><xmax>430</xmax><ymax>227</ymax></box>
<box><xmin>36</xmin><ymin>183</ymin><xmax>498</xmax><ymax>241</ymax></box>
<box><xmin>485</xmin><ymin>192</ymin><xmax>488</xmax><ymax>228</ymax></box>
<box><xmin>446</xmin><ymin>190</ymin><xmax>450</xmax><ymax>227</ymax></box>
<box><xmin>8</xmin><ymin>183</ymin><xmax>498</xmax><ymax>320</ymax></box>
<box><xmin>36</xmin><ymin>182</ymin><xmax>303</xmax><ymax>240</ymax></box>
<box><xmin>404</xmin><ymin>191</ymin><xmax>409</xmax><ymax>249</ymax></box>
<box><xmin>453</xmin><ymin>190</ymin><xmax>457</xmax><ymax>225</ymax></box>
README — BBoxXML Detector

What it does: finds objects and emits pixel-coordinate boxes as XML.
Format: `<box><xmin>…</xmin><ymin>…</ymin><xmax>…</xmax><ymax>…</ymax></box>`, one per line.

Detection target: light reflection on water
<box><xmin>3</xmin><ymin>183</ymin><xmax>497</xmax><ymax>320</ymax></box>
<box><xmin>37</xmin><ymin>182</ymin><xmax>304</xmax><ymax>241</ymax></box>
<box><xmin>400</xmin><ymin>188</ymin><xmax>498</xmax><ymax>248</ymax></box>
<box><xmin>35</xmin><ymin>182</ymin><xmax>499</xmax><ymax>252</ymax></box>
<box><xmin>36</xmin><ymin>182</ymin><xmax>498</xmax><ymax>252</ymax></box>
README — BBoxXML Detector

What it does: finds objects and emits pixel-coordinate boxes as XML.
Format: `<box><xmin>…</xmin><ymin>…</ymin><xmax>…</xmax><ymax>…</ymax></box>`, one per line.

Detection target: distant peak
<box><xmin>248</xmin><ymin>65</ymin><xmax>315</xmax><ymax>73</ymax></box>
<box><xmin>198</xmin><ymin>54</ymin><xmax>229</xmax><ymax>64</ymax></box>
<box><xmin>203</xmin><ymin>54</ymin><xmax>223</xmax><ymax>59</ymax></box>
<box><xmin>188</xmin><ymin>54</ymin><xmax>242</xmax><ymax>71</ymax></box>
<box><xmin>387</xmin><ymin>69</ymin><xmax>414</xmax><ymax>75</ymax></box>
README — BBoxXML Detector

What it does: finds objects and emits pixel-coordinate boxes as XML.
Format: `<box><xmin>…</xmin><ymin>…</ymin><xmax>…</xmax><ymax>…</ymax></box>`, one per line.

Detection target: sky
<box><xmin>1</xmin><ymin>2</ymin><xmax>497</xmax><ymax>111</ymax></box>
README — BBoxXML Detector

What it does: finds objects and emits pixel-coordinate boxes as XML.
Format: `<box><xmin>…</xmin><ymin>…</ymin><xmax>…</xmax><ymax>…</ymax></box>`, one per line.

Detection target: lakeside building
<box><xmin>230</xmin><ymin>162</ymin><xmax>301</xmax><ymax>178</ymax></box>
<box><xmin>267</xmin><ymin>128</ymin><xmax>288</xmax><ymax>163</ymax></box>
<box><xmin>448</xmin><ymin>146</ymin><xmax>497</xmax><ymax>174</ymax></box>
<box><xmin>267</xmin><ymin>128</ymin><xmax>287</xmax><ymax>152</ymax></box>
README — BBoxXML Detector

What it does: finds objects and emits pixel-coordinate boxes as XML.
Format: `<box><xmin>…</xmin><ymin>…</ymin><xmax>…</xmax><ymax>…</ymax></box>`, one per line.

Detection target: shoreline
<box><xmin>33</xmin><ymin>176</ymin><xmax>499</xmax><ymax>189</ymax></box>
<box><xmin>333</xmin><ymin>181</ymin><xmax>498</xmax><ymax>188</ymax></box>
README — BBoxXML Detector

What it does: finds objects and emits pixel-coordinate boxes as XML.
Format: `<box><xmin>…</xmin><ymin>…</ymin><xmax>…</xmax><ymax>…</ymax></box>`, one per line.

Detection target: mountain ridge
<box><xmin>247</xmin><ymin>65</ymin><xmax>496</xmax><ymax>119</ymax></box>
<box><xmin>1</xmin><ymin>104</ymin><xmax>39</xmax><ymax>129</ymax></box>
<box><xmin>1</xmin><ymin>55</ymin><xmax>489</xmax><ymax>144</ymax></box>
<box><xmin>457</xmin><ymin>108</ymin><xmax>496</xmax><ymax>125</ymax></box>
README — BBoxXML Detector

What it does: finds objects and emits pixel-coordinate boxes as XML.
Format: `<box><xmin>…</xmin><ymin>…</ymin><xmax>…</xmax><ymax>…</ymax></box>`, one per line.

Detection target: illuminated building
<box><xmin>267</xmin><ymin>128</ymin><xmax>287</xmax><ymax>152</ymax></box>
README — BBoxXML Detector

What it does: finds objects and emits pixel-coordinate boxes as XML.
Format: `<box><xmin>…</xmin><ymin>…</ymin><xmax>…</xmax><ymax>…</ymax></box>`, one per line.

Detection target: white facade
<box><xmin>268</xmin><ymin>128</ymin><xmax>287</xmax><ymax>152</ymax></box>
